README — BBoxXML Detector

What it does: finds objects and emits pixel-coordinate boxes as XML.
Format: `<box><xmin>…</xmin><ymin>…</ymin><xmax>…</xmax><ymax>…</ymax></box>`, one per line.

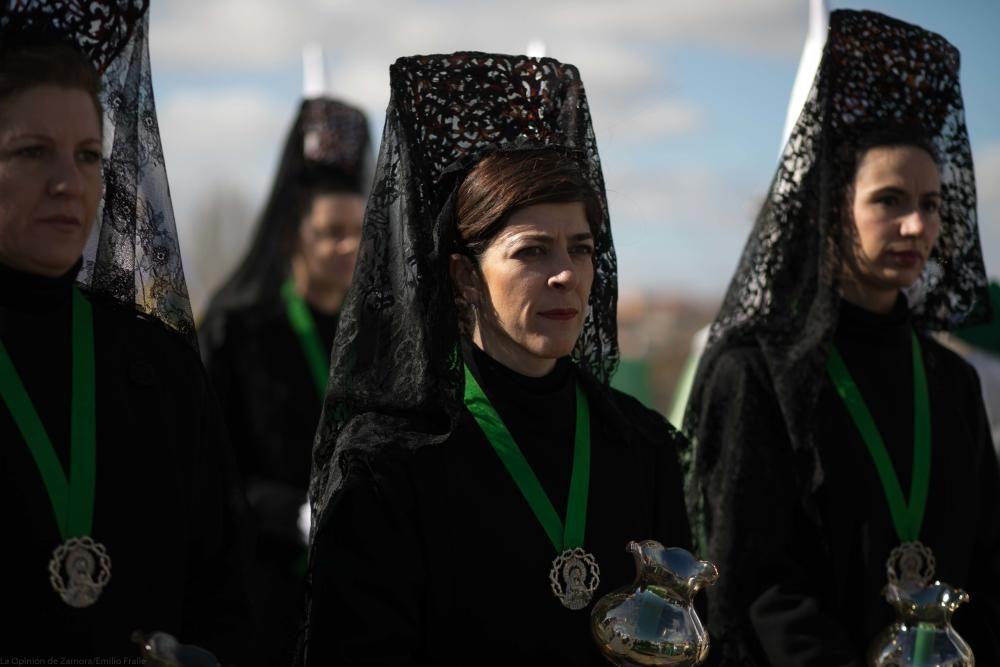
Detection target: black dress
<box><xmin>307</xmin><ymin>344</ymin><xmax>692</xmax><ymax>666</ymax></box>
<box><xmin>199</xmin><ymin>295</ymin><xmax>339</xmax><ymax>661</ymax></box>
<box><xmin>0</xmin><ymin>263</ymin><xmax>253</xmax><ymax>661</ymax></box>
<box><xmin>694</xmin><ymin>297</ymin><xmax>1000</xmax><ymax>666</ymax></box>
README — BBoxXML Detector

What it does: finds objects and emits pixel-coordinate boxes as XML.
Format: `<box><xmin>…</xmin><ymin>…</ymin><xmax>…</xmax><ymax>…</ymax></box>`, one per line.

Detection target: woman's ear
<box><xmin>449</xmin><ymin>253</ymin><xmax>481</xmax><ymax>305</ymax></box>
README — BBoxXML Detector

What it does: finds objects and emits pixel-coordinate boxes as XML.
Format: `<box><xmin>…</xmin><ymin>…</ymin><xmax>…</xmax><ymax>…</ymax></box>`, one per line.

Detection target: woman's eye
<box><xmin>570</xmin><ymin>244</ymin><xmax>594</xmax><ymax>256</ymax></box>
<box><xmin>14</xmin><ymin>145</ymin><xmax>46</xmax><ymax>159</ymax></box>
<box><xmin>922</xmin><ymin>199</ymin><xmax>941</xmax><ymax>214</ymax></box>
<box><xmin>514</xmin><ymin>246</ymin><xmax>544</xmax><ymax>259</ymax></box>
<box><xmin>875</xmin><ymin>195</ymin><xmax>899</xmax><ymax>208</ymax></box>
<box><xmin>78</xmin><ymin>149</ymin><xmax>103</xmax><ymax>165</ymax></box>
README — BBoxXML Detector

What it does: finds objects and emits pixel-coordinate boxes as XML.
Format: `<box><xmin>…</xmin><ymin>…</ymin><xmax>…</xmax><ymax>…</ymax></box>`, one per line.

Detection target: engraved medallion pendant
<box><xmin>49</xmin><ymin>536</ymin><xmax>112</xmax><ymax>608</ymax></box>
<box><xmin>550</xmin><ymin>547</ymin><xmax>600</xmax><ymax>610</ymax></box>
<box><xmin>887</xmin><ymin>540</ymin><xmax>936</xmax><ymax>589</ymax></box>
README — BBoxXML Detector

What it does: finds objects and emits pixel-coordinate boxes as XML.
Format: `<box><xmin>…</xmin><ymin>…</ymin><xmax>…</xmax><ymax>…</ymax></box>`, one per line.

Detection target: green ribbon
<box><xmin>463</xmin><ymin>364</ymin><xmax>590</xmax><ymax>552</ymax></box>
<box><xmin>281</xmin><ymin>277</ymin><xmax>329</xmax><ymax>397</ymax></box>
<box><xmin>826</xmin><ymin>331</ymin><xmax>931</xmax><ymax>543</ymax></box>
<box><xmin>913</xmin><ymin>622</ymin><xmax>935</xmax><ymax>666</ymax></box>
<box><xmin>0</xmin><ymin>287</ymin><xmax>96</xmax><ymax>540</ymax></box>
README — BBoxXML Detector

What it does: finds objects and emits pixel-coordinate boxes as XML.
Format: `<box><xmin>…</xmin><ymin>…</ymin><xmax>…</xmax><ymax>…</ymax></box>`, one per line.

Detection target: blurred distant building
<box><xmin>613</xmin><ymin>292</ymin><xmax>717</xmax><ymax>422</ymax></box>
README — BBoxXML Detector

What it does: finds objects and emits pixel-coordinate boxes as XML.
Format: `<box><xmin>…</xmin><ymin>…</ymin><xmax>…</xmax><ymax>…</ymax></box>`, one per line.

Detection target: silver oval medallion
<box><xmin>549</xmin><ymin>547</ymin><xmax>600</xmax><ymax>610</ymax></box>
<box><xmin>49</xmin><ymin>536</ymin><xmax>112</xmax><ymax>608</ymax></box>
<box><xmin>887</xmin><ymin>540</ymin><xmax>936</xmax><ymax>589</ymax></box>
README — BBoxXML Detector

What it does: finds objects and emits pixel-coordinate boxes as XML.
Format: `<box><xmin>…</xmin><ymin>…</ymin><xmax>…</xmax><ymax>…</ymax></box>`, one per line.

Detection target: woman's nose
<box><xmin>47</xmin><ymin>152</ymin><xmax>86</xmax><ymax>197</ymax></box>
<box><xmin>899</xmin><ymin>209</ymin><xmax>928</xmax><ymax>237</ymax></box>
<box><xmin>548</xmin><ymin>264</ymin><xmax>579</xmax><ymax>290</ymax></box>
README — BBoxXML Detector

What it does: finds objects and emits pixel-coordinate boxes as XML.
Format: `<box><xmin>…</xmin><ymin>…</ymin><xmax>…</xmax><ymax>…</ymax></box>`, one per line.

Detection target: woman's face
<box><xmin>0</xmin><ymin>85</ymin><xmax>103</xmax><ymax>277</ymax></box>
<box><xmin>842</xmin><ymin>144</ymin><xmax>941</xmax><ymax>306</ymax></box>
<box><xmin>452</xmin><ymin>201</ymin><xmax>595</xmax><ymax>377</ymax></box>
<box><xmin>297</xmin><ymin>192</ymin><xmax>365</xmax><ymax>291</ymax></box>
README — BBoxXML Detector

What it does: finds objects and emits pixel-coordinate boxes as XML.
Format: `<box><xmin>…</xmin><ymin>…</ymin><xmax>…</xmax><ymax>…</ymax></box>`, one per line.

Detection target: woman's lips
<box><xmin>538</xmin><ymin>308</ymin><xmax>579</xmax><ymax>321</ymax></box>
<box><xmin>887</xmin><ymin>250</ymin><xmax>923</xmax><ymax>266</ymax></box>
<box><xmin>36</xmin><ymin>215</ymin><xmax>82</xmax><ymax>227</ymax></box>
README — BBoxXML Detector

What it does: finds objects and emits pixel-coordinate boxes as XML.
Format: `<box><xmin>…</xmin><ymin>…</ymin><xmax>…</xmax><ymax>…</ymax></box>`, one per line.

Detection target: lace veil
<box><xmin>308</xmin><ymin>51</ymin><xmax>619</xmax><ymax>528</ymax></box>
<box><xmin>1</xmin><ymin>0</ymin><xmax>196</xmax><ymax>345</ymax></box>
<box><xmin>202</xmin><ymin>97</ymin><xmax>371</xmax><ymax>318</ymax></box>
<box><xmin>684</xmin><ymin>4</ymin><xmax>988</xmax><ymax>587</ymax></box>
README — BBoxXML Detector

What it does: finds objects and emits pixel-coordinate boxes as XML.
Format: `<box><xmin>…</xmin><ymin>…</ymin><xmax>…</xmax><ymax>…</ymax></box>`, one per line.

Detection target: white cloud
<box><xmin>601</xmin><ymin>162</ymin><xmax>760</xmax><ymax>294</ymax></box>
<box><xmin>150</xmin><ymin>0</ymin><xmax>304</xmax><ymax>69</ymax></box>
<box><xmin>158</xmin><ymin>87</ymin><xmax>289</xmax><ymax>208</ymax></box>
<box><xmin>594</xmin><ymin>98</ymin><xmax>705</xmax><ymax>142</ymax></box>
<box><xmin>151</xmin><ymin>0</ymin><xmax>805</xmax><ymax>74</ymax></box>
<box><xmin>324</xmin><ymin>58</ymin><xmax>391</xmax><ymax>116</ymax></box>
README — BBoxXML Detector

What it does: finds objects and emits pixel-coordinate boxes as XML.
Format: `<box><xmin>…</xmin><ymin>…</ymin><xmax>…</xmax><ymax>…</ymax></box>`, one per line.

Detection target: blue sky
<box><xmin>148</xmin><ymin>0</ymin><xmax>1000</xmax><ymax>314</ymax></box>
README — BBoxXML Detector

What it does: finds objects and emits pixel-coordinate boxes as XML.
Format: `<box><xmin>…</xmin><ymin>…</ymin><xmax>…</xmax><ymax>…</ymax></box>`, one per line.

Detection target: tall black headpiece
<box><xmin>684</xmin><ymin>5</ymin><xmax>988</xmax><ymax>587</ymax></box>
<box><xmin>203</xmin><ymin>97</ymin><xmax>371</xmax><ymax>316</ymax></box>
<box><xmin>308</xmin><ymin>51</ymin><xmax>619</xmax><ymax>526</ymax></box>
<box><xmin>0</xmin><ymin>0</ymin><xmax>196</xmax><ymax>345</ymax></box>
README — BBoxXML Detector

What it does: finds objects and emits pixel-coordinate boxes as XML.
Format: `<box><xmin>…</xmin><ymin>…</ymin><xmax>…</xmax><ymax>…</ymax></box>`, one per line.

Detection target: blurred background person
<box><xmin>198</xmin><ymin>72</ymin><xmax>371</xmax><ymax>664</ymax></box>
<box><xmin>0</xmin><ymin>0</ymin><xmax>251</xmax><ymax>660</ymax></box>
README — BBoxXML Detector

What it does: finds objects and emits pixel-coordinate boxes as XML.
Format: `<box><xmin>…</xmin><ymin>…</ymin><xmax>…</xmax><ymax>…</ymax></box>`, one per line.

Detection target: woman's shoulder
<box><xmin>705</xmin><ymin>339</ymin><xmax>768</xmax><ymax>374</ymax></box>
<box><xmin>923</xmin><ymin>332</ymin><xmax>979</xmax><ymax>371</ymax></box>
<box><xmin>198</xmin><ymin>298</ymin><xmax>282</xmax><ymax>353</ymax></box>
<box><xmin>84</xmin><ymin>291</ymin><xmax>209</xmax><ymax>388</ymax></box>
<box><xmin>577</xmin><ymin>370</ymin><xmax>687</xmax><ymax>450</ymax></box>
<box><xmin>922</xmin><ymin>332</ymin><xmax>986</xmax><ymax>399</ymax></box>
<box><xmin>694</xmin><ymin>338</ymin><xmax>774</xmax><ymax>401</ymax></box>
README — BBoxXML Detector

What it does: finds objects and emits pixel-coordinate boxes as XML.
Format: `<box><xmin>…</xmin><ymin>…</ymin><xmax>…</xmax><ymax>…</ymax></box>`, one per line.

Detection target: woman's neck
<box><xmin>0</xmin><ymin>259</ymin><xmax>80</xmax><ymax>311</ymax></box>
<box><xmin>290</xmin><ymin>255</ymin><xmax>345</xmax><ymax>314</ymax></box>
<box><xmin>472</xmin><ymin>327</ymin><xmax>557</xmax><ymax>378</ymax></box>
<box><xmin>840</xmin><ymin>272</ymin><xmax>899</xmax><ymax>315</ymax></box>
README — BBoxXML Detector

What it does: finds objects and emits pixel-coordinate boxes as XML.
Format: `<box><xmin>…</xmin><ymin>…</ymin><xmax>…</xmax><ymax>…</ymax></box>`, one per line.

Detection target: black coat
<box><xmin>199</xmin><ymin>296</ymin><xmax>338</xmax><ymax>665</ymax></box>
<box><xmin>693</xmin><ymin>298</ymin><xmax>1000</xmax><ymax>666</ymax></box>
<box><xmin>0</xmin><ymin>264</ymin><xmax>253</xmax><ymax>661</ymax></box>
<box><xmin>306</xmin><ymin>346</ymin><xmax>692</xmax><ymax>665</ymax></box>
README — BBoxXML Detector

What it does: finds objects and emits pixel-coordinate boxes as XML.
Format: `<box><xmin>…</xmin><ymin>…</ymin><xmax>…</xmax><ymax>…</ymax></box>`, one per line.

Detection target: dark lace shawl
<box><xmin>307</xmin><ymin>52</ymin><xmax>619</xmax><ymax>527</ymax></box>
<box><xmin>683</xmin><ymin>10</ymin><xmax>988</xmax><ymax>661</ymax></box>
<box><xmin>1</xmin><ymin>0</ymin><xmax>196</xmax><ymax>346</ymax></box>
<box><xmin>202</xmin><ymin>97</ymin><xmax>371</xmax><ymax>318</ymax></box>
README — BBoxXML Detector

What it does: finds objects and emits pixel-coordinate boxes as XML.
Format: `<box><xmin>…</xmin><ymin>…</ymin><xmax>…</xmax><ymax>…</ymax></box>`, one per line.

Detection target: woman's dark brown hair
<box><xmin>0</xmin><ymin>43</ymin><xmax>102</xmax><ymax>119</ymax></box>
<box><xmin>455</xmin><ymin>149</ymin><xmax>602</xmax><ymax>256</ymax></box>
<box><xmin>836</xmin><ymin>124</ymin><xmax>939</xmax><ymax>204</ymax></box>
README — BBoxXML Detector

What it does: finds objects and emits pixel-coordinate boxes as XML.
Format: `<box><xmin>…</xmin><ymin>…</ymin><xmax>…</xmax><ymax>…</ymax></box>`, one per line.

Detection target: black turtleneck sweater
<box><xmin>0</xmin><ymin>263</ymin><xmax>253</xmax><ymax>662</ymax></box>
<box><xmin>199</xmin><ymin>292</ymin><xmax>340</xmax><ymax>666</ymax></box>
<box><xmin>696</xmin><ymin>295</ymin><xmax>1000</xmax><ymax>666</ymax></box>
<box><xmin>306</xmin><ymin>342</ymin><xmax>692</xmax><ymax>666</ymax></box>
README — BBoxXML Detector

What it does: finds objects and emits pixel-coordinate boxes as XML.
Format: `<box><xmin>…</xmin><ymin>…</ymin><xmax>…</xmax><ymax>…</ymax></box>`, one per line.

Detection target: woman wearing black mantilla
<box><xmin>0</xmin><ymin>1</ymin><xmax>251</xmax><ymax>660</ymax></box>
<box><xmin>199</xmin><ymin>95</ymin><xmax>370</xmax><ymax>666</ymax></box>
<box><xmin>685</xmin><ymin>11</ymin><xmax>1000</xmax><ymax>666</ymax></box>
<box><xmin>301</xmin><ymin>53</ymin><xmax>691</xmax><ymax>665</ymax></box>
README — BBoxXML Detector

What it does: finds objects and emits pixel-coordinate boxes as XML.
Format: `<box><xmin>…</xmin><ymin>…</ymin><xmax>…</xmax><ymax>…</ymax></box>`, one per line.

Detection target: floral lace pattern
<box><xmin>2</xmin><ymin>1</ymin><xmax>196</xmax><ymax>345</ymax></box>
<box><xmin>301</xmin><ymin>98</ymin><xmax>370</xmax><ymax>172</ymax></box>
<box><xmin>309</xmin><ymin>51</ymin><xmax>619</xmax><ymax>532</ymax></box>
<box><xmin>684</xmin><ymin>12</ymin><xmax>989</xmax><ymax>664</ymax></box>
<box><xmin>708</xmin><ymin>10</ymin><xmax>984</xmax><ymax>348</ymax></box>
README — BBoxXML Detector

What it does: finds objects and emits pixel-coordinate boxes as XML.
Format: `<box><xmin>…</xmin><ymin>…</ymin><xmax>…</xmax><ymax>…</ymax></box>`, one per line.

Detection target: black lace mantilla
<box><xmin>301</xmin><ymin>98</ymin><xmax>369</xmax><ymax>173</ymax></box>
<box><xmin>1</xmin><ymin>0</ymin><xmax>145</xmax><ymax>72</ymax></box>
<box><xmin>1</xmin><ymin>0</ymin><xmax>195</xmax><ymax>345</ymax></box>
<box><xmin>683</xmin><ymin>12</ymin><xmax>988</xmax><ymax>663</ymax></box>
<box><xmin>308</xmin><ymin>51</ymin><xmax>619</xmax><ymax>531</ymax></box>
<box><xmin>202</xmin><ymin>98</ymin><xmax>372</xmax><ymax>321</ymax></box>
<box><xmin>707</xmin><ymin>10</ymin><xmax>984</xmax><ymax>349</ymax></box>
